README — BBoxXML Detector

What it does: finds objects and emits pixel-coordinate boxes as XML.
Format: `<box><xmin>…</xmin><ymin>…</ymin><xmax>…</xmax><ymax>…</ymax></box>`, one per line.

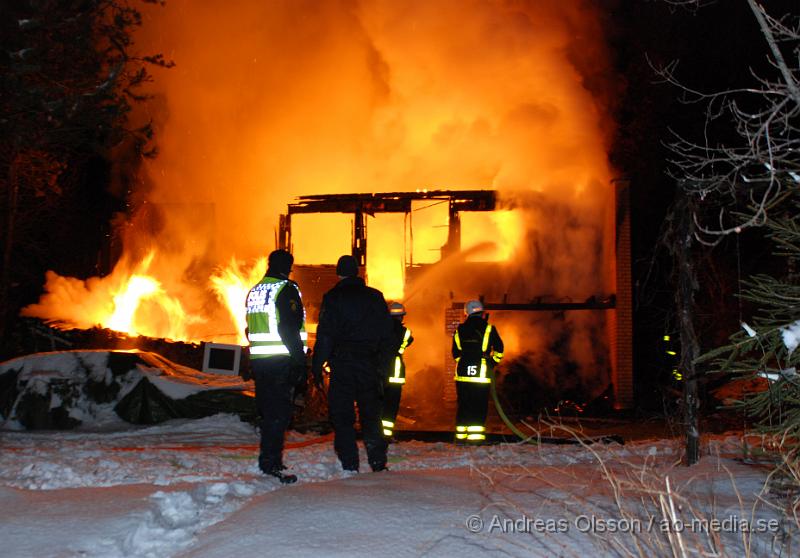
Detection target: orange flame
<box><xmin>23</xmin><ymin>254</ymin><xmax>263</xmax><ymax>343</ymax></box>
<box><xmin>22</xmin><ymin>251</ymin><xmax>203</xmax><ymax>341</ymax></box>
<box><xmin>107</xmin><ymin>275</ymin><xmax>160</xmax><ymax>334</ymax></box>
<box><xmin>209</xmin><ymin>257</ymin><xmax>267</xmax><ymax>345</ymax></box>
<box><xmin>24</xmin><ymin>1</ymin><xmax>618</xmax><ymax>417</ymax></box>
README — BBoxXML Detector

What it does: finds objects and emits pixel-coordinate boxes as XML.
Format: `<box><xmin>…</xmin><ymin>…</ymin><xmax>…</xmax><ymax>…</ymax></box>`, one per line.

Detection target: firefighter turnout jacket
<box><xmin>245</xmin><ymin>275</ymin><xmax>307</xmax><ymax>361</ymax></box>
<box><xmin>387</xmin><ymin>321</ymin><xmax>413</xmax><ymax>385</ymax></box>
<box><xmin>451</xmin><ymin>314</ymin><xmax>504</xmax><ymax>384</ymax></box>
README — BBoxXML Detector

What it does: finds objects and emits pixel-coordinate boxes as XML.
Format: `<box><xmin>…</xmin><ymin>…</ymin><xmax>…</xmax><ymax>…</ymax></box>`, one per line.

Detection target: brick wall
<box><xmin>614</xmin><ymin>180</ymin><xmax>634</xmax><ymax>408</ymax></box>
<box><xmin>443</xmin><ymin>306</ymin><xmax>462</xmax><ymax>411</ymax></box>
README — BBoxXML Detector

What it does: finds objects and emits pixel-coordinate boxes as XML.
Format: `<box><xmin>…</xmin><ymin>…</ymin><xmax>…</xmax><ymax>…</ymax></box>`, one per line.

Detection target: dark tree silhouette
<box><xmin>658</xmin><ymin>1</ymin><xmax>799</xmax><ymax>467</ymax></box>
<box><xmin>0</xmin><ymin>0</ymin><xmax>171</xmax><ymax>352</ymax></box>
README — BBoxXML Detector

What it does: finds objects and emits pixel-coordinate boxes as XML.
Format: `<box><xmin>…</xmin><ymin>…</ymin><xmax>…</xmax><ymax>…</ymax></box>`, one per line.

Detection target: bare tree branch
<box><xmin>659</xmin><ymin>1</ymin><xmax>799</xmax><ymax>243</ymax></box>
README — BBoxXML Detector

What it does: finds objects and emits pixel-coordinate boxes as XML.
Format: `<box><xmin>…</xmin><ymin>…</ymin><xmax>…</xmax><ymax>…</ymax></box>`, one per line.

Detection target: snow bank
<box><xmin>0</xmin><ymin>351</ymin><xmax>255</xmax><ymax>429</ymax></box>
<box><xmin>0</xmin><ymin>416</ymin><xmax>786</xmax><ymax>557</ymax></box>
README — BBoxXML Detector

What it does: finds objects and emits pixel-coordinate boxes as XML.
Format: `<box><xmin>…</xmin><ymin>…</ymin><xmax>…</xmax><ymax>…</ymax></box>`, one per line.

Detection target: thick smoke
<box><xmin>131</xmin><ymin>0</ymin><xmax>615</xmax><ymax>262</ymax></box>
<box><xmin>26</xmin><ymin>0</ymin><xmax>619</xmax><ymax>416</ymax></box>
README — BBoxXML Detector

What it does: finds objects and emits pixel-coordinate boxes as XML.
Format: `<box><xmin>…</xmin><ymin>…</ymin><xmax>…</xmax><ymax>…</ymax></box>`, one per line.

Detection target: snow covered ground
<box><xmin>0</xmin><ymin>413</ymin><xmax>789</xmax><ymax>557</ymax></box>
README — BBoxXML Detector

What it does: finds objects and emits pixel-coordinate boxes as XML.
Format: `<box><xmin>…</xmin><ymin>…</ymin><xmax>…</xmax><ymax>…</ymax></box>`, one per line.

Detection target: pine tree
<box><xmin>699</xmin><ymin>194</ymin><xmax>800</xmax><ymax>439</ymax></box>
<box><xmin>0</xmin><ymin>1</ymin><xmax>171</xmax><ymax>349</ymax></box>
<box><xmin>660</xmin><ymin>1</ymin><xmax>799</xmax><ymax>449</ymax></box>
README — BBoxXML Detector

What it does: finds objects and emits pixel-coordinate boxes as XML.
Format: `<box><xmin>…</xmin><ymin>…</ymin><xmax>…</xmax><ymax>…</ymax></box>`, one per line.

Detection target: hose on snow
<box><xmin>490</xmin><ymin>375</ymin><xmax>538</xmax><ymax>443</ymax></box>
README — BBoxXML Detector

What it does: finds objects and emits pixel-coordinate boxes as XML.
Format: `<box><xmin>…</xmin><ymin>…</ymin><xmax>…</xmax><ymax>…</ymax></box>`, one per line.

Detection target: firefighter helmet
<box><xmin>465</xmin><ymin>300</ymin><xmax>484</xmax><ymax>315</ymax></box>
<box><xmin>389</xmin><ymin>301</ymin><xmax>406</xmax><ymax>316</ymax></box>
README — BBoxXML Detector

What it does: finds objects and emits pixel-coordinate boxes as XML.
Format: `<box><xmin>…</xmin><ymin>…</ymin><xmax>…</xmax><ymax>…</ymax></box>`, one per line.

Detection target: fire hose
<box><xmin>490</xmin><ymin>371</ymin><xmax>538</xmax><ymax>443</ymax></box>
<box><xmin>310</xmin><ymin>360</ymin><xmax>533</xmax><ymax>443</ymax></box>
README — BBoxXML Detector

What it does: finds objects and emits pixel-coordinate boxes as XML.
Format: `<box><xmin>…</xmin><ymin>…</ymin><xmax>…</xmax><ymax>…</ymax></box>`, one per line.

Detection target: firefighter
<box><xmin>245</xmin><ymin>249</ymin><xmax>308</xmax><ymax>484</ymax></box>
<box><xmin>381</xmin><ymin>301</ymin><xmax>414</xmax><ymax>440</ymax></box>
<box><xmin>311</xmin><ymin>255</ymin><xmax>394</xmax><ymax>472</ymax></box>
<box><xmin>451</xmin><ymin>299</ymin><xmax>504</xmax><ymax>443</ymax></box>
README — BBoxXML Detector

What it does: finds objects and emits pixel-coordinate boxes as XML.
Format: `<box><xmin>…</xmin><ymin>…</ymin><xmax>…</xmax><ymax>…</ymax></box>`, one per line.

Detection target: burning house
<box><xmin>272</xmin><ymin>185</ymin><xmax>632</xmax><ymax>428</ymax></box>
<box><xmin>15</xmin><ymin>1</ymin><xmax>627</xmax><ymax>430</ymax></box>
<box><xmin>277</xmin><ymin>190</ymin><xmax>497</xmax><ymax>322</ymax></box>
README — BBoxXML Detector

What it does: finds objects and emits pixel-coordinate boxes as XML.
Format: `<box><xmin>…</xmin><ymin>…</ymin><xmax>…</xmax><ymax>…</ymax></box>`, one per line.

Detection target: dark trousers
<box><xmin>328</xmin><ymin>355</ymin><xmax>387</xmax><ymax>471</ymax></box>
<box><xmin>251</xmin><ymin>355</ymin><xmax>293</xmax><ymax>471</ymax></box>
<box><xmin>381</xmin><ymin>383</ymin><xmax>403</xmax><ymax>434</ymax></box>
<box><xmin>455</xmin><ymin>381</ymin><xmax>490</xmax><ymax>440</ymax></box>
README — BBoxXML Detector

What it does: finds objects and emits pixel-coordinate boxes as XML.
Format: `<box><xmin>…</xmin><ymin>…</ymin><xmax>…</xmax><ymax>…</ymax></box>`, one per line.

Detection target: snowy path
<box><xmin>0</xmin><ymin>414</ymin><xmax>786</xmax><ymax>557</ymax></box>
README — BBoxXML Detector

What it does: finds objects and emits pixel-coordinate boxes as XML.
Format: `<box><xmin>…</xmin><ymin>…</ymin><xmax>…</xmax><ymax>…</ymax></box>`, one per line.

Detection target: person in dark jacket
<box><xmin>311</xmin><ymin>255</ymin><xmax>393</xmax><ymax>472</ymax></box>
<box><xmin>245</xmin><ymin>249</ymin><xmax>308</xmax><ymax>484</ymax></box>
<box><xmin>381</xmin><ymin>301</ymin><xmax>413</xmax><ymax>440</ymax></box>
<box><xmin>451</xmin><ymin>299</ymin><xmax>504</xmax><ymax>443</ymax></box>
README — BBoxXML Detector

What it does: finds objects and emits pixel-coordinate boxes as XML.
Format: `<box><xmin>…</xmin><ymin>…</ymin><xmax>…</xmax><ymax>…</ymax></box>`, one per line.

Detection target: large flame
<box><xmin>107</xmin><ymin>275</ymin><xmax>160</xmax><ymax>334</ymax></box>
<box><xmin>22</xmin><ymin>251</ymin><xmax>200</xmax><ymax>341</ymax></box>
<box><xmin>209</xmin><ymin>257</ymin><xmax>267</xmax><ymax>345</ymax></box>
<box><xmin>23</xmin><ymin>1</ymin><xmax>618</xmax><ymax>419</ymax></box>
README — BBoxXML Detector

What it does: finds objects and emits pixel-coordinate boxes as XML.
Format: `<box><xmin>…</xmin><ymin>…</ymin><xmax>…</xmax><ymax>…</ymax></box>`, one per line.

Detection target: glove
<box><xmin>288</xmin><ymin>351</ymin><xmax>308</xmax><ymax>386</ymax></box>
<box><xmin>311</xmin><ymin>365</ymin><xmax>324</xmax><ymax>390</ymax></box>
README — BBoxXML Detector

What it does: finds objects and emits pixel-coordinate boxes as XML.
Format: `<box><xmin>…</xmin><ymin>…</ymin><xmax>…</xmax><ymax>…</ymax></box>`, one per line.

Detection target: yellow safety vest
<box><xmin>245</xmin><ymin>277</ymin><xmax>307</xmax><ymax>359</ymax></box>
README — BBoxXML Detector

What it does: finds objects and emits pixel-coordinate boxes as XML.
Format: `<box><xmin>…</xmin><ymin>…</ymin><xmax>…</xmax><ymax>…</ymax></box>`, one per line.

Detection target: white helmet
<box><xmin>465</xmin><ymin>300</ymin><xmax>484</xmax><ymax>316</ymax></box>
<box><xmin>389</xmin><ymin>301</ymin><xmax>406</xmax><ymax>316</ymax></box>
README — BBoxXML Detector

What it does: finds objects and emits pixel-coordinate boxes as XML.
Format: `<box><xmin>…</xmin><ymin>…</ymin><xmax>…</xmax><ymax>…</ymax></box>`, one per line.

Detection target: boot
<box><xmin>264</xmin><ymin>467</ymin><xmax>298</xmax><ymax>484</ymax></box>
<box><xmin>342</xmin><ymin>462</ymin><xmax>359</xmax><ymax>473</ymax></box>
<box><xmin>370</xmin><ymin>460</ymin><xmax>388</xmax><ymax>472</ymax></box>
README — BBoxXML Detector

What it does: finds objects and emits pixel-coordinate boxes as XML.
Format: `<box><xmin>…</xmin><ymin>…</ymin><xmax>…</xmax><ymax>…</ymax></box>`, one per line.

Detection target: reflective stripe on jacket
<box><xmin>454</xmin><ymin>324</ymin><xmax>492</xmax><ymax>383</ymax></box>
<box><xmin>388</xmin><ymin>327</ymin><xmax>412</xmax><ymax>384</ymax></box>
<box><xmin>452</xmin><ymin>315</ymin><xmax>503</xmax><ymax>384</ymax></box>
<box><xmin>246</xmin><ymin>277</ymin><xmax>307</xmax><ymax>359</ymax></box>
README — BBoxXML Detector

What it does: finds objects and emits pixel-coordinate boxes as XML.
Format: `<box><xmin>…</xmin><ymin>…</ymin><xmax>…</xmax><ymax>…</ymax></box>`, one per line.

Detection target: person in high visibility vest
<box><xmin>245</xmin><ymin>249</ymin><xmax>308</xmax><ymax>484</ymax></box>
<box><xmin>451</xmin><ymin>299</ymin><xmax>504</xmax><ymax>444</ymax></box>
<box><xmin>381</xmin><ymin>301</ymin><xmax>414</xmax><ymax>440</ymax></box>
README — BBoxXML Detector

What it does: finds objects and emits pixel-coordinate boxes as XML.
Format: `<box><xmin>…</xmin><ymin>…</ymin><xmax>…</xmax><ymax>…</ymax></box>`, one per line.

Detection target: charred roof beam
<box><xmin>452</xmin><ymin>296</ymin><xmax>617</xmax><ymax>312</ymax></box>
<box><xmin>280</xmin><ymin>189</ymin><xmax>497</xmax><ymax>267</ymax></box>
<box><xmin>287</xmin><ymin>190</ymin><xmax>496</xmax><ymax>215</ymax></box>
